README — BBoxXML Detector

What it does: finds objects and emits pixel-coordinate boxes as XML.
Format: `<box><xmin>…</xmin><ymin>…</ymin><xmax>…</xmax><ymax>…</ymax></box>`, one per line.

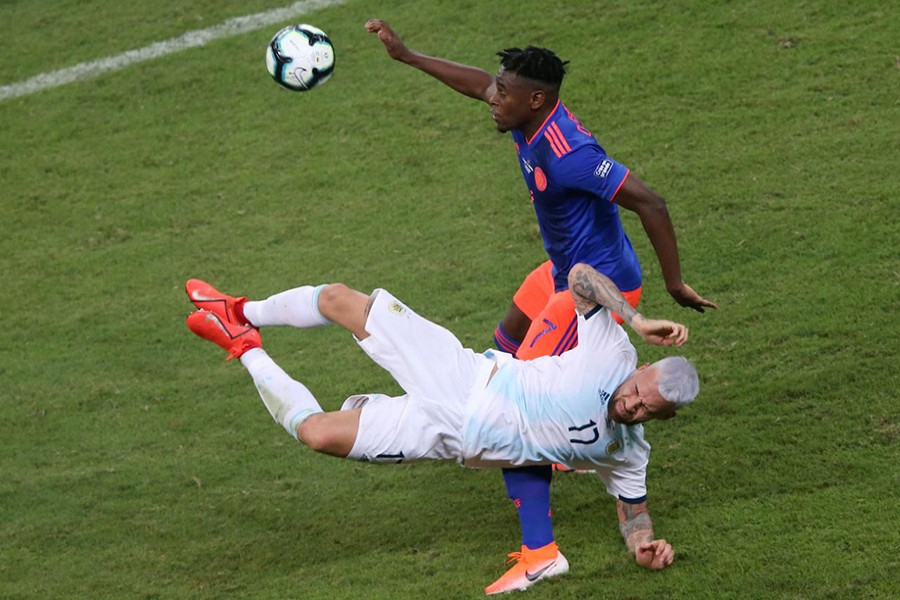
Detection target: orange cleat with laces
<box><xmin>484</xmin><ymin>541</ymin><xmax>568</xmax><ymax>595</ymax></box>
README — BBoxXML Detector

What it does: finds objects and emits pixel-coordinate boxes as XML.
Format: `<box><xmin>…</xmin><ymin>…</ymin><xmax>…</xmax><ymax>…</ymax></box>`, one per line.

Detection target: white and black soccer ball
<box><xmin>265</xmin><ymin>24</ymin><xmax>335</xmax><ymax>92</ymax></box>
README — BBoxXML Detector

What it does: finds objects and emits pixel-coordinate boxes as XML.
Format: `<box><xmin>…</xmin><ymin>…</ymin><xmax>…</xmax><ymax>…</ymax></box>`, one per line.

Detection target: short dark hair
<box><xmin>497</xmin><ymin>46</ymin><xmax>568</xmax><ymax>88</ymax></box>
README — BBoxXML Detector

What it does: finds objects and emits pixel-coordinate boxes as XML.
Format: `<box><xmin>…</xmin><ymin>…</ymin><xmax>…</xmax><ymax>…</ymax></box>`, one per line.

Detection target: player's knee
<box><xmin>297</xmin><ymin>413</ymin><xmax>355</xmax><ymax>458</ymax></box>
<box><xmin>297</xmin><ymin>413</ymin><xmax>339</xmax><ymax>454</ymax></box>
<box><xmin>318</xmin><ymin>282</ymin><xmax>368</xmax><ymax>320</ymax></box>
<box><xmin>317</xmin><ymin>282</ymin><xmax>351</xmax><ymax>312</ymax></box>
<box><xmin>317</xmin><ymin>283</ymin><xmax>371</xmax><ymax>338</ymax></box>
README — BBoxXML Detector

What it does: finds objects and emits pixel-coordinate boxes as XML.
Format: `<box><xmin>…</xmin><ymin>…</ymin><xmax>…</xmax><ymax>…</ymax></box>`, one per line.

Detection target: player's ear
<box><xmin>530</xmin><ymin>89</ymin><xmax>546</xmax><ymax>110</ymax></box>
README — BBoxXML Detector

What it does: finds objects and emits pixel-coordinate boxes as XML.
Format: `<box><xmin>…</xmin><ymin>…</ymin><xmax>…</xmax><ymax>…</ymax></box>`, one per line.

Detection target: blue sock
<box><xmin>502</xmin><ymin>466</ymin><xmax>554</xmax><ymax>550</ymax></box>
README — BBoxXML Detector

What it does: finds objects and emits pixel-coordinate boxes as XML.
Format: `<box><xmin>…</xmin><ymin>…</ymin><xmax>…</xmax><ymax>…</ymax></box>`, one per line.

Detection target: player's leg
<box><xmin>186</xmin><ymin>283</ymin><xmax>472</xmax><ymax>462</ymax></box>
<box><xmin>515</xmin><ymin>290</ymin><xmax>579</xmax><ymax>360</ymax></box>
<box><xmin>491</xmin><ymin>275</ymin><xmax>566</xmax><ymax>592</ymax></box>
<box><xmin>296</xmin><ymin>410</ymin><xmax>361</xmax><ymax>457</ymax></box>
<box><xmin>283</xmin><ymin>391</ymin><xmax>468</xmax><ymax>464</ymax></box>
<box><xmin>187</xmin><ymin>278</ymin><xmax>333</xmax><ymax>330</ymax></box>
<box><xmin>494</xmin><ymin>303</ymin><xmax>530</xmax><ymax>354</ymax></box>
<box><xmin>189</xmin><ymin>280</ymin><xmax>485</xmax><ymax>426</ymax></box>
<box><xmin>188</xmin><ymin>278</ymin><xmax>372</xmax><ymax>338</ymax></box>
<box><xmin>185</xmin><ymin>312</ymin><xmax>446</xmax><ymax>460</ymax></box>
<box><xmin>185</xmin><ymin>310</ymin><xmax>339</xmax><ymax>446</ymax></box>
<box><xmin>493</xmin><ymin>261</ymin><xmax>554</xmax><ymax>355</ymax></box>
<box><xmin>355</xmin><ymin>288</ymin><xmax>491</xmax><ymax>400</ymax></box>
<box><xmin>243</xmin><ymin>282</ymin><xmax>372</xmax><ymax>337</ymax></box>
<box><xmin>485</xmin><ymin>466</ymin><xmax>568</xmax><ymax>594</ymax></box>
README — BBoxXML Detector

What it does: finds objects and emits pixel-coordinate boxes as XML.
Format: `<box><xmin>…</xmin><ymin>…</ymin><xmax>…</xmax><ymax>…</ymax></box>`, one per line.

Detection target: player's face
<box><xmin>608</xmin><ymin>364</ymin><xmax>677</xmax><ymax>425</ymax></box>
<box><xmin>489</xmin><ymin>68</ymin><xmax>539</xmax><ymax>133</ymax></box>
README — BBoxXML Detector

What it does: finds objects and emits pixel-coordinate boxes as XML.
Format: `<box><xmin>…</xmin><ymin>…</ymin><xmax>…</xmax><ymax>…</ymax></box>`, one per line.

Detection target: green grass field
<box><xmin>1</xmin><ymin>1</ymin><xmax>897</xmax><ymax>598</ymax></box>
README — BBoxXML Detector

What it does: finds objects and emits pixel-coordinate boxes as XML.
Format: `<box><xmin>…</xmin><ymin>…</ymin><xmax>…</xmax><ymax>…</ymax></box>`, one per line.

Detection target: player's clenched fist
<box><xmin>635</xmin><ymin>539</ymin><xmax>675</xmax><ymax>570</ymax></box>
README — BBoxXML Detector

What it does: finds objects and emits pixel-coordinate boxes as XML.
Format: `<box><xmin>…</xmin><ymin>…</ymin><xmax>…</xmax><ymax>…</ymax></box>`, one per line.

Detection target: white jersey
<box><xmin>462</xmin><ymin>307</ymin><xmax>650</xmax><ymax>500</ymax></box>
<box><xmin>345</xmin><ymin>289</ymin><xmax>650</xmax><ymax>500</ymax></box>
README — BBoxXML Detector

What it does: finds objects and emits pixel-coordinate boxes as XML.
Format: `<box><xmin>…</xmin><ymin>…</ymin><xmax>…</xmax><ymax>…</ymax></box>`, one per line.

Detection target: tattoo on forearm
<box><xmin>618</xmin><ymin>502</ymin><xmax>655</xmax><ymax>552</ymax></box>
<box><xmin>620</xmin><ymin>513</ymin><xmax>654</xmax><ymax>550</ymax></box>
<box><xmin>571</xmin><ymin>268</ymin><xmax>641</xmax><ymax>325</ymax></box>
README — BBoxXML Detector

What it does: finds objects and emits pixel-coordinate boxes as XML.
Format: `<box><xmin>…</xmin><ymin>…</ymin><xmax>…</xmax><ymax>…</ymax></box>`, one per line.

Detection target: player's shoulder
<box><xmin>541</xmin><ymin>109</ymin><xmax>599</xmax><ymax>162</ymax></box>
<box><xmin>579</xmin><ymin>308</ymin><xmax>631</xmax><ymax>343</ymax></box>
<box><xmin>555</xmin><ymin>104</ymin><xmax>597</xmax><ymax>138</ymax></box>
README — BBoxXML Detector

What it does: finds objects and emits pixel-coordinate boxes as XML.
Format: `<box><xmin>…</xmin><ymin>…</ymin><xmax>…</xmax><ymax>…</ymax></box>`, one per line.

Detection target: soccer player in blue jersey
<box><xmin>366</xmin><ymin>18</ymin><xmax>717</xmax><ymax>594</ymax></box>
<box><xmin>185</xmin><ymin>264</ymin><xmax>696</xmax><ymax>594</ymax></box>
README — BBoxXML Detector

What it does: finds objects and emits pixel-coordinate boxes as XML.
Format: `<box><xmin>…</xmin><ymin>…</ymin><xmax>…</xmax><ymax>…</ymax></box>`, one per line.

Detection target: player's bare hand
<box><xmin>635</xmin><ymin>539</ymin><xmax>675</xmax><ymax>570</ymax></box>
<box><xmin>634</xmin><ymin>318</ymin><xmax>688</xmax><ymax>347</ymax></box>
<box><xmin>669</xmin><ymin>282</ymin><xmax>718</xmax><ymax>312</ymax></box>
<box><xmin>365</xmin><ymin>19</ymin><xmax>410</xmax><ymax>61</ymax></box>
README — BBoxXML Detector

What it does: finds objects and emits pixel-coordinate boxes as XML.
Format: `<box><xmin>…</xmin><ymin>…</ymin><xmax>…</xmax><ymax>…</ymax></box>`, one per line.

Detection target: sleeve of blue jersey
<box><xmin>557</xmin><ymin>145</ymin><xmax>630</xmax><ymax>202</ymax></box>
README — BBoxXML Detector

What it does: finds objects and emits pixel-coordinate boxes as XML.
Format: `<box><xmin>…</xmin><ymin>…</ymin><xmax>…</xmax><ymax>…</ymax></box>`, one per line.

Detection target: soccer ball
<box><xmin>265</xmin><ymin>24</ymin><xmax>335</xmax><ymax>92</ymax></box>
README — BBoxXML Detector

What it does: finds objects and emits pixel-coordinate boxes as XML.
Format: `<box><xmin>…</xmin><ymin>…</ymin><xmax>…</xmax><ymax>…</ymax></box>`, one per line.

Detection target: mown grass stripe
<box><xmin>0</xmin><ymin>0</ymin><xmax>343</xmax><ymax>102</ymax></box>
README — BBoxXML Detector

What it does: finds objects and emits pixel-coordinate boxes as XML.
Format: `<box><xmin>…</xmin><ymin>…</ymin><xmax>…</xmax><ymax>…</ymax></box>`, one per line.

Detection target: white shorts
<box><xmin>343</xmin><ymin>289</ymin><xmax>495</xmax><ymax>464</ymax></box>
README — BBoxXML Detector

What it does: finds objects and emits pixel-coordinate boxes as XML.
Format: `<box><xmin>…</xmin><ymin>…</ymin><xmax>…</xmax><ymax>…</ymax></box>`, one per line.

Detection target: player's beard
<box><xmin>607</xmin><ymin>392</ymin><xmax>629</xmax><ymax>424</ymax></box>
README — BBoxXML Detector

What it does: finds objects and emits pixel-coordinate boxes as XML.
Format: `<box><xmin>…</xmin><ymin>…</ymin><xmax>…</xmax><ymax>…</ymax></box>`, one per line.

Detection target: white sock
<box><xmin>242</xmin><ymin>285</ymin><xmax>330</xmax><ymax>329</ymax></box>
<box><xmin>240</xmin><ymin>348</ymin><xmax>322</xmax><ymax>440</ymax></box>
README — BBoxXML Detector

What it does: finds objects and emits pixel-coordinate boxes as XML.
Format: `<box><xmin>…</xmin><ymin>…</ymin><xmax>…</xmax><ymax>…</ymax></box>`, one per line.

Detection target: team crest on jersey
<box><xmin>606</xmin><ymin>439</ymin><xmax>622</xmax><ymax>455</ymax></box>
<box><xmin>388</xmin><ymin>301</ymin><xmax>407</xmax><ymax>316</ymax></box>
<box><xmin>594</xmin><ymin>159</ymin><xmax>613</xmax><ymax>179</ymax></box>
<box><xmin>534</xmin><ymin>167</ymin><xmax>548</xmax><ymax>192</ymax></box>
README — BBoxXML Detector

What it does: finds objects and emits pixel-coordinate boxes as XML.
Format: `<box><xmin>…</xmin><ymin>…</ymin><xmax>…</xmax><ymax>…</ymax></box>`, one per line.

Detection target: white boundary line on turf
<box><xmin>0</xmin><ymin>0</ymin><xmax>343</xmax><ymax>102</ymax></box>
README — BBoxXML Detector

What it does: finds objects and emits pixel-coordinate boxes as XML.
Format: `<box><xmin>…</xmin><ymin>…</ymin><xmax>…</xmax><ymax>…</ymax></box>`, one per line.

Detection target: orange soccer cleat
<box><xmin>186</xmin><ymin>310</ymin><xmax>261</xmax><ymax>361</ymax></box>
<box><xmin>484</xmin><ymin>542</ymin><xmax>569</xmax><ymax>595</ymax></box>
<box><xmin>185</xmin><ymin>278</ymin><xmax>248</xmax><ymax>326</ymax></box>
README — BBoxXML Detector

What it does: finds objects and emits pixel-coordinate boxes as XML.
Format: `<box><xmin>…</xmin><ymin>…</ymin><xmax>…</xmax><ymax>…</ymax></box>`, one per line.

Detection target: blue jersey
<box><xmin>511</xmin><ymin>101</ymin><xmax>642</xmax><ymax>292</ymax></box>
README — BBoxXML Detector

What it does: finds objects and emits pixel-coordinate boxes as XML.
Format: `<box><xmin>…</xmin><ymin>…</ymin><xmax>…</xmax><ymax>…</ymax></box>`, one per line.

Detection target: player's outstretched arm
<box><xmin>568</xmin><ymin>263</ymin><xmax>688</xmax><ymax>347</ymax></box>
<box><xmin>617</xmin><ymin>499</ymin><xmax>675</xmax><ymax>570</ymax></box>
<box><xmin>365</xmin><ymin>19</ymin><xmax>496</xmax><ymax>102</ymax></box>
<box><xmin>612</xmin><ymin>175</ymin><xmax>718</xmax><ymax>313</ymax></box>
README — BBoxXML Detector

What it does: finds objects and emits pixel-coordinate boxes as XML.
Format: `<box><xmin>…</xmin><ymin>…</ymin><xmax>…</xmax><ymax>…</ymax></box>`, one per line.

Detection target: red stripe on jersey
<box><xmin>609</xmin><ymin>169</ymin><xmax>631</xmax><ymax>202</ymax></box>
<box><xmin>544</xmin><ymin>126</ymin><xmax>566</xmax><ymax>158</ymax></box>
<box><xmin>549</xmin><ymin>123</ymin><xmax>572</xmax><ymax>154</ymax></box>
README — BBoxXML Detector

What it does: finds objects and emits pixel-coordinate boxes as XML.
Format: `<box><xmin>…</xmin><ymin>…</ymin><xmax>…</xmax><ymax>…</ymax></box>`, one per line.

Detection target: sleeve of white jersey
<box><xmin>594</xmin><ymin>458</ymin><xmax>648</xmax><ymax>500</ymax></box>
<box><xmin>577</xmin><ymin>307</ymin><xmax>631</xmax><ymax>354</ymax></box>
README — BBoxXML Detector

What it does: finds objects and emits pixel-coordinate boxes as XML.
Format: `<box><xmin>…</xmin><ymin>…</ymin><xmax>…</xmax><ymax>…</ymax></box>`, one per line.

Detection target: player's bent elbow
<box><xmin>567</xmin><ymin>263</ymin><xmax>591</xmax><ymax>286</ymax></box>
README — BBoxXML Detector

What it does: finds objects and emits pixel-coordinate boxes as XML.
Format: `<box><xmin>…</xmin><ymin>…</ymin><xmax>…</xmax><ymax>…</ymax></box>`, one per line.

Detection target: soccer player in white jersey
<box><xmin>185</xmin><ymin>263</ymin><xmax>697</xmax><ymax>594</ymax></box>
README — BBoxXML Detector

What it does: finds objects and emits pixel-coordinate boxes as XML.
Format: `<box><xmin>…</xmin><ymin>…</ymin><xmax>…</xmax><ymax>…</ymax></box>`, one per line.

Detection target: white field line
<box><xmin>0</xmin><ymin>0</ymin><xmax>343</xmax><ymax>102</ymax></box>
